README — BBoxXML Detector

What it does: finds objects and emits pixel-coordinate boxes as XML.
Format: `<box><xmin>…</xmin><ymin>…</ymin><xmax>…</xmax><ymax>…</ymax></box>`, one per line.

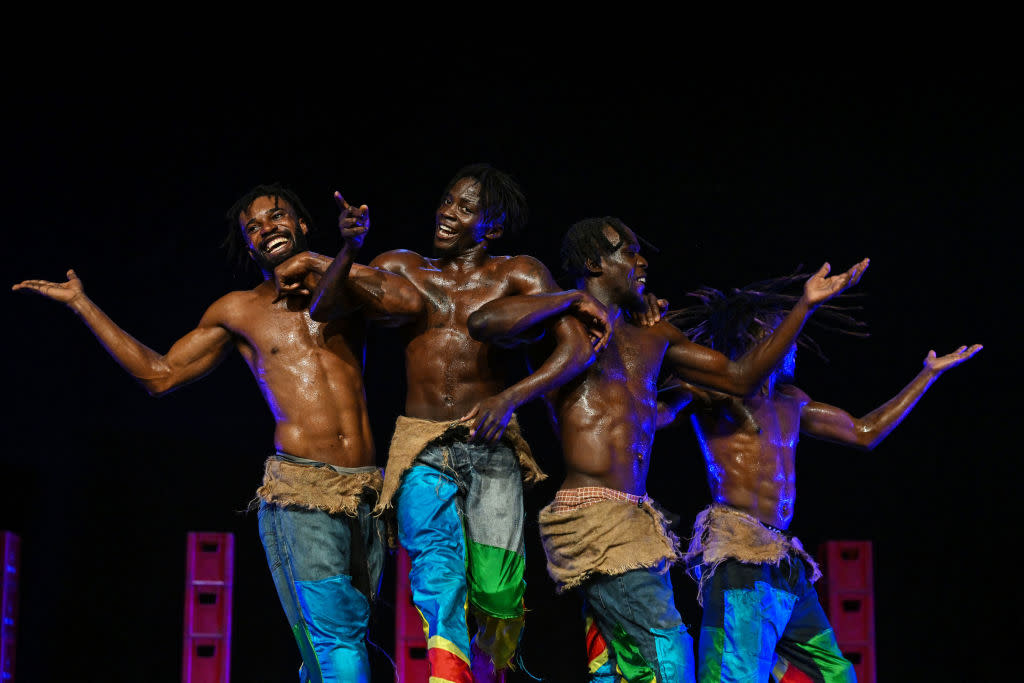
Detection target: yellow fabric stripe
<box><xmin>427</xmin><ymin>634</ymin><xmax>471</xmax><ymax>665</ymax></box>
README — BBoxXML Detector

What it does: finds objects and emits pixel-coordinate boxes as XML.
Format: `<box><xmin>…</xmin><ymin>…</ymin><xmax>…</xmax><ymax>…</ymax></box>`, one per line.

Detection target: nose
<box><xmin>637</xmin><ymin>254</ymin><xmax>649</xmax><ymax>268</ymax></box>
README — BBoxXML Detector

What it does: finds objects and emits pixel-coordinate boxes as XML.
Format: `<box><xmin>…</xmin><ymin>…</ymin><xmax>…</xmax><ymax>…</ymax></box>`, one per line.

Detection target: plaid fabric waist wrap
<box><xmin>548</xmin><ymin>486</ymin><xmax>648</xmax><ymax>513</ymax></box>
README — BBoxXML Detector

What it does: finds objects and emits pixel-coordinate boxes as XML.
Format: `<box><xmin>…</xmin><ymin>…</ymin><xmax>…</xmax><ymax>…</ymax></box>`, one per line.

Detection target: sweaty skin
<box><xmin>13</xmin><ymin>194</ymin><xmax>375</xmax><ymax>467</ymax></box>
<box><xmin>684</xmin><ymin>343</ymin><xmax>983</xmax><ymax>529</ymax></box>
<box><xmin>471</xmin><ymin>222</ymin><xmax>870</xmax><ymax>496</ymax></box>
<box><xmin>308</xmin><ymin>176</ymin><xmax>597</xmax><ymax>442</ymax></box>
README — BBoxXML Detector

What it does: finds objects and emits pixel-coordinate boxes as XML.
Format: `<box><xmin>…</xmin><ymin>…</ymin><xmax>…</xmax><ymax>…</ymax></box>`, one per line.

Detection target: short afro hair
<box><xmin>440</xmin><ymin>163</ymin><xmax>528</xmax><ymax>237</ymax></box>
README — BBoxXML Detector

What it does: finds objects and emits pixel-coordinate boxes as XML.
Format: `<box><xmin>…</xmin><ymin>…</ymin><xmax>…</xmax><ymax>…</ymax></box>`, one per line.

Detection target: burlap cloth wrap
<box><xmin>373</xmin><ymin>413</ymin><xmax>546</xmax><ymax>515</ymax></box>
<box><xmin>256</xmin><ymin>459</ymin><xmax>384</xmax><ymax>516</ymax></box>
<box><xmin>683</xmin><ymin>504</ymin><xmax>822</xmax><ymax>604</ymax></box>
<box><xmin>537</xmin><ymin>497</ymin><xmax>681</xmax><ymax>594</ymax></box>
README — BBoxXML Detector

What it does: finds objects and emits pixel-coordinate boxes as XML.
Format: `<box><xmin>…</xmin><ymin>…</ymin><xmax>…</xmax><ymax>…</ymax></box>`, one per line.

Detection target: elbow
<box><xmin>467</xmin><ymin>310</ymin><xmax>493</xmax><ymax>342</ymax></box>
<box><xmin>142</xmin><ymin>380</ymin><xmax>172</xmax><ymax>398</ymax></box>
<box><xmin>855</xmin><ymin>426</ymin><xmax>881</xmax><ymax>451</ymax></box>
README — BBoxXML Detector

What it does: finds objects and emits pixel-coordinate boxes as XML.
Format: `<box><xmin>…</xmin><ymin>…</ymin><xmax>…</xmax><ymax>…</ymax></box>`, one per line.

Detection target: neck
<box><xmin>438</xmin><ymin>241</ymin><xmax>490</xmax><ymax>270</ymax></box>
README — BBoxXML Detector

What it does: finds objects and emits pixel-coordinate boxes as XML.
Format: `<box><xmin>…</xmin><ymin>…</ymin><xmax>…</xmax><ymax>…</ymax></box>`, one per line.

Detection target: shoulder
<box><xmin>779</xmin><ymin>384</ymin><xmax>811</xmax><ymax>403</ymax></box>
<box><xmin>202</xmin><ymin>285</ymin><xmax>267</xmax><ymax>327</ymax></box>
<box><xmin>495</xmin><ymin>253</ymin><xmax>560</xmax><ymax>293</ymax></box>
<box><xmin>369</xmin><ymin>248</ymin><xmax>428</xmax><ymax>271</ymax></box>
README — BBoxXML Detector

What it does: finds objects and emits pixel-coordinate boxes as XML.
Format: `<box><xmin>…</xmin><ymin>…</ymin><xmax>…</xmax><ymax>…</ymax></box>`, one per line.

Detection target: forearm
<box><xmin>309</xmin><ymin>244</ymin><xmax>358</xmax><ymax>321</ymax></box>
<box><xmin>730</xmin><ymin>297</ymin><xmax>814</xmax><ymax>393</ymax></box>
<box><xmin>497</xmin><ymin>319</ymin><xmax>594</xmax><ymax>408</ymax></box>
<box><xmin>67</xmin><ymin>296</ymin><xmax>174</xmax><ymax>392</ymax></box>
<box><xmin>468</xmin><ymin>291</ymin><xmax>583</xmax><ymax>342</ymax></box>
<box><xmin>856</xmin><ymin>367</ymin><xmax>941</xmax><ymax>449</ymax></box>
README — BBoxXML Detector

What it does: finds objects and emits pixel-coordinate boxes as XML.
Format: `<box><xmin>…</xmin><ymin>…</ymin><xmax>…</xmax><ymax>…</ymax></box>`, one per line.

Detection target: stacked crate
<box><xmin>817</xmin><ymin>540</ymin><xmax>876</xmax><ymax>683</ymax></box>
<box><xmin>181</xmin><ymin>532</ymin><xmax>234</xmax><ymax>683</ymax></box>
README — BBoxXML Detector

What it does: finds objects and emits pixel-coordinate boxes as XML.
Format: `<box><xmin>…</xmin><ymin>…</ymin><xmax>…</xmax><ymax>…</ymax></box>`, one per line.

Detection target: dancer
<box><xmin>466</xmin><ymin>216</ymin><xmax>870</xmax><ymax>682</ymax></box>
<box><xmin>665</xmin><ymin>273</ymin><xmax>982</xmax><ymax>682</ymax></box>
<box><xmin>13</xmin><ymin>184</ymin><xmax>397</xmax><ymax>683</ymax></box>
<box><xmin>295</xmin><ymin>163</ymin><xmax>603</xmax><ymax>682</ymax></box>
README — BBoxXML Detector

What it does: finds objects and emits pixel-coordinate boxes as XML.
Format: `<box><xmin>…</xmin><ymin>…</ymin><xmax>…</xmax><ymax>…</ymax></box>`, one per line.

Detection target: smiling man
<box><xmin>466</xmin><ymin>216</ymin><xmax>870</xmax><ymax>682</ymax></box>
<box><xmin>300</xmin><ymin>163</ymin><xmax>604</xmax><ymax>682</ymax></box>
<box><xmin>13</xmin><ymin>183</ymin><xmax>387</xmax><ymax>683</ymax></box>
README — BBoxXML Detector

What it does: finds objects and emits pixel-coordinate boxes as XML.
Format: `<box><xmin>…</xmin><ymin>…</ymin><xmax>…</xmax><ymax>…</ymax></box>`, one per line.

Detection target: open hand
<box><xmin>803</xmin><ymin>258</ymin><xmax>870</xmax><ymax>306</ymax></box>
<box><xmin>12</xmin><ymin>269</ymin><xmax>84</xmax><ymax>305</ymax></box>
<box><xmin>461</xmin><ymin>395</ymin><xmax>517</xmax><ymax>443</ymax></box>
<box><xmin>924</xmin><ymin>344</ymin><xmax>983</xmax><ymax>373</ymax></box>
<box><xmin>335</xmin><ymin>191</ymin><xmax>370</xmax><ymax>250</ymax></box>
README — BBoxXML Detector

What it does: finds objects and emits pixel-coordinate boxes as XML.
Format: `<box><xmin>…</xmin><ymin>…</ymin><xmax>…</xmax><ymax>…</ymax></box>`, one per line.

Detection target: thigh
<box><xmin>773</xmin><ymin>567</ymin><xmax>857</xmax><ymax>683</ymax></box>
<box><xmin>697</xmin><ymin>559</ymin><xmax>797</xmax><ymax>683</ymax></box>
<box><xmin>462</xmin><ymin>441</ymin><xmax>527</xmax><ymax>618</ymax></box>
<box><xmin>463</xmin><ymin>440</ymin><xmax>525</xmax><ymax>555</ymax></box>
<box><xmin>264</xmin><ymin>502</ymin><xmax>354</xmax><ymax>582</ymax></box>
<box><xmin>585</xmin><ymin>564</ymin><xmax>694</xmax><ymax>683</ymax></box>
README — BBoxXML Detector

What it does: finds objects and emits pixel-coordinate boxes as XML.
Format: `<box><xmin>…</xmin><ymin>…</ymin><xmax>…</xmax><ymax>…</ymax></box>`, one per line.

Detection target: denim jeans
<box><xmin>697</xmin><ymin>558</ymin><xmax>856</xmax><ymax>683</ymax></box>
<box><xmin>583</xmin><ymin>560</ymin><xmax>696</xmax><ymax>683</ymax></box>
<box><xmin>258</xmin><ymin>467</ymin><xmax>386</xmax><ymax>683</ymax></box>
<box><xmin>396</xmin><ymin>435</ymin><xmax>526</xmax><ymax>679</ymax></box>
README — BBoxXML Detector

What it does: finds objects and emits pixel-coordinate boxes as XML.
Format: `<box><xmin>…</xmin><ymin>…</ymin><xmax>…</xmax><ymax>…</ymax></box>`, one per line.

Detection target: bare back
<box><xmin>552</xmin><ymin>316</ymin><xmax>673</xmax><ymax>496</ymax></box>
<box><xmin>371</xmin><ymin>250</ymin><xmax>539</xmax><ymax>421</ymax></box>
<box><xmin>217</xmin><ymin>281</ymin><xmax>374</xmax><ymax>466</ymax></box>
<box><xmin>689</xmin><ymin>384</ymin><xmax>807</xmax><ymax>529</ymax></box>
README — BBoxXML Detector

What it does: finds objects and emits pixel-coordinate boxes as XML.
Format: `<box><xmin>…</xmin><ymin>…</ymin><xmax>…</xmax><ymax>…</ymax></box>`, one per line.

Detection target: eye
<box><xmin>246</xmin><ymin>224</ymin><xmax>259</xmax><ymax>234</ymax></box>
<box><xmin>272</xmin><ymin>210</ymin><xmax>286</xmax><ymax>220</ymax></box>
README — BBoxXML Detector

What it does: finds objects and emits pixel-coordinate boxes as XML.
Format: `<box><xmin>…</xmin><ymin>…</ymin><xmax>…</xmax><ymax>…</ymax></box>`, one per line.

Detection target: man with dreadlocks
<box><xmin>466</xmin><ymin>216</ymin><xmax>870</xmax><ymax>683</ymax></box>
<box><xmin>664</xmin><ymin>273</ymin><xmax>982</xmax><ymax>683</ymax></box>
<box><xmin>282</xmin><ymin>163</ymin><xmax>604</xmax><ymax>683</ymax></box>
<box><xmin>13</xmin><ymin>184</ymin><xmax>400</xmax><ymax>682</ymax></box>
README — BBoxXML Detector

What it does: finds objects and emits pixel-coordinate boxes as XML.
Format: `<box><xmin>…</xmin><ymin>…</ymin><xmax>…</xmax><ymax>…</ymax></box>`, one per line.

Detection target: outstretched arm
<box><xmin>306</xmin><ymin>192</ymin><xmax>425</xmax><ymax>324</ymax></box>
<box><xmin>664</xmin><ymin>259</ymin><xmax>870</xmax><ymax>395</ymax></box>
<box><xmin>799</xmin><ymin>344</ymin><xmax>983</xmax><ymax>449</ymax></box>
<box><xmin>13</xmin><ymin>269</ymin><xmax>234</xmax><ymax>396</ymax></box>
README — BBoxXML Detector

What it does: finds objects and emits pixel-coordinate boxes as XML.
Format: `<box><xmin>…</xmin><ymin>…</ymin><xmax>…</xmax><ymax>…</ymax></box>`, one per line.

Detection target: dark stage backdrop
<box><xmin>4</xmin><ymin>59</ymin><xmax>1016</xmax><ymax>682</ymax></box>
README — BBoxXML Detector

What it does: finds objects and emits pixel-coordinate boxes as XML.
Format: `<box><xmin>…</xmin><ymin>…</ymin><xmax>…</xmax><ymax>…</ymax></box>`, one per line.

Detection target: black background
<box><xmin>3</xmin><ymin>52</ymin><xmax>1017</xmax><ymax>682</ymax></box>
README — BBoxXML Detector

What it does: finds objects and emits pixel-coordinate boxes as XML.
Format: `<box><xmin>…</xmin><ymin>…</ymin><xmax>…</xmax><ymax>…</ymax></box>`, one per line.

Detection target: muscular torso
<box><xmin>223</xmin><ymin>281</ymin><xmax>374</xmax><ymax>466</ymax></box>
<box><xmin>689</xmin><ymin>384</ymin><xmax>806</xmax><ymax>529</ymax></box>
<box><xmin>551</xmin><ymin>316</ymin><xmax>670</xmax><ymax>496</ymax></box>
<box><xmin>379</xmin><ymin>252</ymin><xmax>523</xmax><ymax>421</ymax></box>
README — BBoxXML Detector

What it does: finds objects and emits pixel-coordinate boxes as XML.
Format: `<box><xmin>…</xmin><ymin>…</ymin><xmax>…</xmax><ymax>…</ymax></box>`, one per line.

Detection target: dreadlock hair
<box><xmin>666</xmin><ymin>268</ymin><xmax>870</xmax><ymax>364</ymax></box>
<box><xmin>560</xmin><ymin>216</ymin><xmax>660</xmax><ymax>280</ymax></box>
<box><xmin>221</xmin><ymin>182</ymin><xmax>315</xmax><ymax>275</ymax></box>
<box><xmin>441</xmin><ymin>163</ymin><xmax>528</xmax><ymax>237</ymax></box>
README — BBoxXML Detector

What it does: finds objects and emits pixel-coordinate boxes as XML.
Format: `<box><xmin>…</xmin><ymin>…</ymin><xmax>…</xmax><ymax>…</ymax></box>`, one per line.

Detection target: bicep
<box><xmin>161</xmin><ymin>308</ymin><xmax>236</xmax><ymax>381</ymax></box>
<box><xmin>664</xmin><ymin>333</ymin><xmax>742</xmax><ymax>393</ymax></box>
<box><xmin>799</xmin><ymin>400</ymin><xmax>865</xmax><ymax>447</ymax></box>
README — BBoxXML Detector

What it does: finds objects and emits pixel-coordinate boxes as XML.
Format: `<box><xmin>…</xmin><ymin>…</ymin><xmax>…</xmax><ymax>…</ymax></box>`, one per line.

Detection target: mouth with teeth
<box><xmin>435</xmin><ymin>224</ymin><xmax>457</xmax><ymax>241</ymax></box>
<box><xmin>262</xmin><ymin>234</ymin><xmax>292</xmax><ymax>255</ymax></box>
<box><xmin>634</xmin><ymin>275</ymin><xmax>647</xmax><ymax>291</ymax></box>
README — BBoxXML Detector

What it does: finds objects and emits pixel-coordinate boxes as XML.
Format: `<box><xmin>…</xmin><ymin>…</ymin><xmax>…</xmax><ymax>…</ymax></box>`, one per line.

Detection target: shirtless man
<box><xmin>292</xmin><ymin>163</ymin><xmax>603</xmax><ymax>682</ymax></box>
<box><xmin>13</xmin><ymin>184</ymin><xmax>390</xmax><ymax>683</ymax></box>
<box><xmin>466</xmin><ymin>216</ymin><xmax>869</xmax><ymax>683</ymax></box>
<box><xmin>661</xmin><ymin>275</ymin><xmax>982</xmax><ymax>683</ymax></box>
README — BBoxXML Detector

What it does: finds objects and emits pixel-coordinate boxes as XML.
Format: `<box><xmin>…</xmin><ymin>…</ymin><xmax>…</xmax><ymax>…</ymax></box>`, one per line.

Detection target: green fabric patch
<box><xmin>794</xmin><ymin>628</ymin><xmax>857</xmax><ymax>682</ymax></box>
<box><xmin>609</xmin><ymin>623</ymin><xmax>657</xmax><ymax>683</ymax></box>
<box><xmin>466</xmin><ymin>539</ymin><xmax>525</xmax><ymax>619</ymax></box>
<box><xmin>697</xmin><ymin>626</ymin><xmax>725</xmax><ymax>683</ymax></box>
<box><xmin>292</xmin><ymin>622</ymin><xmax>323</xmax><ymax>682</ymax></box>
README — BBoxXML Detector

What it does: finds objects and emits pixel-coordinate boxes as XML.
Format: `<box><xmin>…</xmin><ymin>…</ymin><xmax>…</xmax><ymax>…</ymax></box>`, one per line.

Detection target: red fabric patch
<box><xmin>429</xmin><ymin>646</ymin><xmax>472</xmax><ymax>683</ymax></box>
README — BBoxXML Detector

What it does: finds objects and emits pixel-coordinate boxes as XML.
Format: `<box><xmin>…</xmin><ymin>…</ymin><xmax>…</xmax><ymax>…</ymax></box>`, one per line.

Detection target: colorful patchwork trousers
<box><xmin>396</xmin><ymin>436</ymin><xmax>527</xmax><ymax>683</ymax></box>
<box><xmin>696</xmin><ymin>557</ymin><xmax>856</xmax><ymax>683</ymax></box>
<box><xmin>257</xmin><ymin>465</ymin><xmax>386</xmax><ymax>683</ymax></box>
<box><xmin>581</xmin><ymin>560</ymin><xmax>696</xmax><ymax>683</ymax></box>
